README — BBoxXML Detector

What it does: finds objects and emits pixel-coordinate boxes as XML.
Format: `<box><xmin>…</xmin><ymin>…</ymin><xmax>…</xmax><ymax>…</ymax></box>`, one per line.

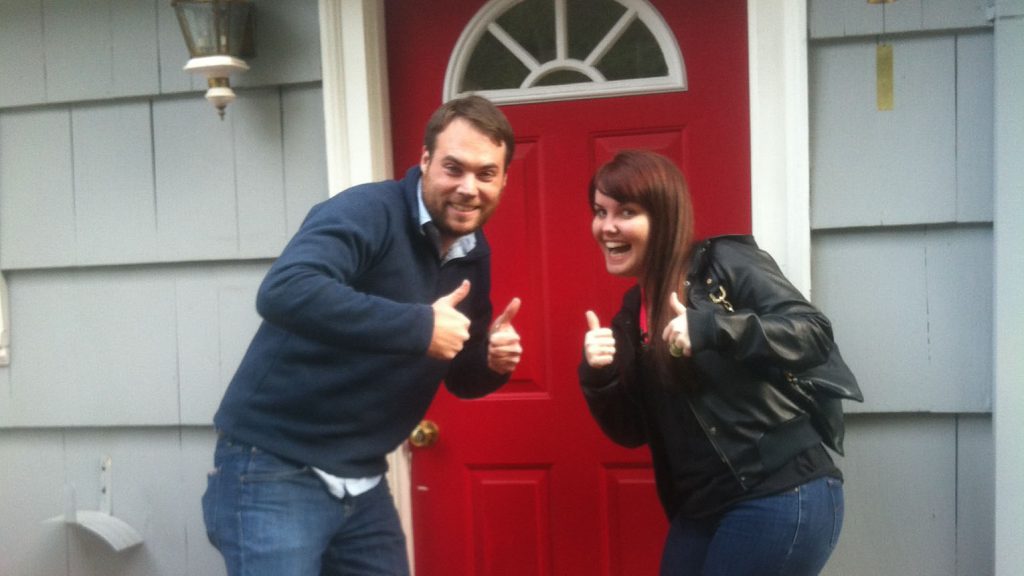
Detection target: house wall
<box><xmin>0</xmin><ymin>0</ymin><xmax>1003</xmax><ymax>575</ymax></box>
<box><xmin>0</xmin><ymin>1</ymin><xmax>326</xmax><ymax>575</ymax></box>
<box><xmin>807</xmin><ymin>1</ymin><xmax>995</xmax><ymax>574</ymax></box>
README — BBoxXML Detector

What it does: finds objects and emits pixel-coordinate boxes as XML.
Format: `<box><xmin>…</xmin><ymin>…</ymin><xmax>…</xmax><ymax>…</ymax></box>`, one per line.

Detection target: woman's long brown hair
<box><xmin>589</xmin><ymin>150</ymin><xmax>695</xmax><ymax>370</ymax></box>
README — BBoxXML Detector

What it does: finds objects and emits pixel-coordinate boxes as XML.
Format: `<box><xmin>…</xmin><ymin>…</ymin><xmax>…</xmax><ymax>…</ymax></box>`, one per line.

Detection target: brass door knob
<box><xmin>410</xmin><ymin>420</ymin><xmax>440</xmax><ymax>448</ymax></box>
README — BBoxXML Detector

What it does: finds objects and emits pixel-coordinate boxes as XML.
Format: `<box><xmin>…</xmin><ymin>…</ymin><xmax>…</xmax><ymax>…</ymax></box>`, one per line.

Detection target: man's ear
<box><xmin>420</xmin><ymin>147</ymin><xmax>431</xmax><ymax>171</ymax></box>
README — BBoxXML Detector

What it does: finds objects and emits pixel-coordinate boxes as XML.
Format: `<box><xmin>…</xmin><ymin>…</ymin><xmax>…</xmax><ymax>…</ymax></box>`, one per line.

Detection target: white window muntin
<box><xmin>444</xmin><ymin>0</ymin><xmax>687</xmax><ymax>105</ymax></box>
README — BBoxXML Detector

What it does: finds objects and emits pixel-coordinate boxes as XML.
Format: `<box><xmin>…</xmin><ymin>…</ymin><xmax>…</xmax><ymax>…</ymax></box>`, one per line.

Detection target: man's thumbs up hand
<box><xmin>488</xmin><ymin>298</ymin><xmax>523</xmax><ymax>374</ymax></box>
<box><xmin>429</xmin><ymin>280</ymin><xmax>472</xmax><ymax>360</ymax></box>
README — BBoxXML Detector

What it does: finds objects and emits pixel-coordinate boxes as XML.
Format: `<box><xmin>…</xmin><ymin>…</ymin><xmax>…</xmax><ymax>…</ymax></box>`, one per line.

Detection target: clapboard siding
<box><xmin>808</xmin><ymin>3</ymin><xmax>996</xmax><ymax>571</ymax></box>
<box><xmin>0</xmin><ymin>262</ymin><xmax>266</xmax><ymax>427</ymax></box>
<box><xmin>42</xmin><ymin>0</ymin><xmax>161</xmax><ymax>102</ymax></box>
<box><xmin>0</xmin><ymin>427</ymin><xmax>226</xmax><ymax>576</ymax></box>
<box><xmin>0</xmin><ymin>430</ymin><xmax>69</xmax><ymax>576</ymax></box>
<box><xmin>810</xmin><ymin>36</ymin><xmax>958</xmax><ymax>228</ymax></box>
<box><xmin>235</xmin><ymin>0</ymin><xmax>325</xmax><ymax>88</ymax></box>
<box><xmin>809</xmin><ymin>0</ymin><xmax>991</xmax><ymax>39</ymax></box>
<box><xmin>957</xmin><ymin>32</ymin><xmax>995</xmax><ymax>222</ymax></box>
<box><xmin>282</xmin><ymin>85</ymin><xmax>331</xmax><ymax>233</ymax></box>
<box><xmin>0</xmin><ymin>108</ymin><xmax>77</xmax><ymax>268</ymax></box>
<box><xmin>812</xmin><ymin>226</ymin><xmax>992</xmax><ymax>413</ymax></box>
<box><xmin>823</xmin><ymin>414</ymin><xmax>993</xmax><ymax>576</ymax></box>
<box><xmin>0</xmin><ymin>84</ymin><xmax>327</xmax><ymax>270</ymax></box>
<box><xmin>72</xmin><ymin>102</ymin><xmax>160</xmax><ymax>265</ymax></box>
<box><xmin>810</xmin><ymin>33</ymin><xmax>993</xmax><ymax>230</ymax></box>
<box><xmin>0</xmin><ymin>0</ymin><xmax>48</xmax><ymax>106</ymax></box>
<box><xmin>957</xmin><ymin>415</ymin><xmax>995</xmax><ymax>576</ymax></box>
<box><xmin>0</xmin><ymin>0</ymin><xmax>319</xmax><ymax>108</ymax></box>
<box><xmin>154</xmin><ymin>95</ymin><xmax>261</xmax><ymax>261</ymax></box>
<box><xmin>0</xmin><ymin>0</ymin><xmax>320</xmax><ymax>109</ymax></box>
<box><xmin>176</xmin><ymin>264</ymin><xmax>267</xmax><ymax>426</ymax></box>
<box><xmin>0</xmin><ymin>0</ymin><xmax>327</xmax><ymax>438</ymax></box>
<box><xmin>825</xmin><ymin>414</ymin><xmax>957</xmax><ymax>575</ymax></box>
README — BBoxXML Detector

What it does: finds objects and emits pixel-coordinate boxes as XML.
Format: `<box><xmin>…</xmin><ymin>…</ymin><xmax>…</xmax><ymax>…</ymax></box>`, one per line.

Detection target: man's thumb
<box><xmin>585</xmin><ymin>310</ymin><xmax>601</xmax><ymax>331</ymax></box>
<box><xmin>442</xmin><ymin>280</ymin><xmax>471</xmax><ymax>306</ymax></box>
<box><xmin>493</xmin><ymin>297</ymin><xmax>521</xmax><ymax>329</ymax></box>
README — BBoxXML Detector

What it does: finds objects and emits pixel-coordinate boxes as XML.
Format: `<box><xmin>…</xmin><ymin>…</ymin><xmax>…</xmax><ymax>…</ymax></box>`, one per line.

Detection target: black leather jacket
<box><xmin>580</xmin><ymin>235</ymin><xmax>836</xmax><ymax>514</ymax></box>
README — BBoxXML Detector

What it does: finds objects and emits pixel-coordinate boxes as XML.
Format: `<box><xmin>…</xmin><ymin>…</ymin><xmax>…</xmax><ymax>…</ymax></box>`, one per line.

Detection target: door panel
<box><xmin>386</xmin><ymin>2</ymin><xmax>750</xmax><ymax>574</ymax></box>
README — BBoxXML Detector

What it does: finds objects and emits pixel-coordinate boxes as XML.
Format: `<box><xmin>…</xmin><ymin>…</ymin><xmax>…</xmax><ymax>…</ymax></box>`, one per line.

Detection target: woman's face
<box><xmin>591</xmin><ymin>190</ymin><xmax>650</xmax><ymax>278</ymax></box>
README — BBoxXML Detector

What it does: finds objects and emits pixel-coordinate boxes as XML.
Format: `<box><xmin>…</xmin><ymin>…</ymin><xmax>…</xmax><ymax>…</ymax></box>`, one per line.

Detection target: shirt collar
<box><xmin>417</xmin><ymin>177</ymin><xmax>476</xmax><ymax>262</ymax></box>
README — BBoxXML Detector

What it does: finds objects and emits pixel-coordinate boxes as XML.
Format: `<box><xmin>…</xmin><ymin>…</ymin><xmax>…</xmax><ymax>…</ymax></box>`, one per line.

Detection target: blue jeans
<box><xmin>201</xmin><ymin>434</ymin><xmax>410</xmax><ymax>576</ymax></box>
<box><xmin>660</xmin><ymin>476</ymin><xmax>844</xmax><ymax>576</ymax></box>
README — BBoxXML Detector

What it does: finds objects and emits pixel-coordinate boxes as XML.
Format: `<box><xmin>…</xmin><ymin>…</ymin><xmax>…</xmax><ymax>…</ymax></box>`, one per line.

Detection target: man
<box><xmin>202</xmin><ymin>95</ymin><xmax>522</xmax><ymax>576</ymax></box>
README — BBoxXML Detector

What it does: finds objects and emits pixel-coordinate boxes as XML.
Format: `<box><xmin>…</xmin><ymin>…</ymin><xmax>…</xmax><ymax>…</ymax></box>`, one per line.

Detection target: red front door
<box><xmin>386</xmin><ymin>2</ymin><xmax>750</xmax><ymax>574</ymax></box>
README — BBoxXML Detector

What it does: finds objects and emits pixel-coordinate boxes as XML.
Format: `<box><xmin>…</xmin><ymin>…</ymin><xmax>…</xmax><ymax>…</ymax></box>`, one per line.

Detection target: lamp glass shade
<box><xmin>172</xmin><ymin>0</ymin><xmax>255</xmax><ymax>59</ymax></box>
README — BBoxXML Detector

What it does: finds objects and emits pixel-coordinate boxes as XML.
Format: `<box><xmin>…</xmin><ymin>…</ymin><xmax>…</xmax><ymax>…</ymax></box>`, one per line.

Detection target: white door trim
<box><xmin>748</xmin><ymin>0</ymin><xmax>811</xmax><ymax>298</ymax></box>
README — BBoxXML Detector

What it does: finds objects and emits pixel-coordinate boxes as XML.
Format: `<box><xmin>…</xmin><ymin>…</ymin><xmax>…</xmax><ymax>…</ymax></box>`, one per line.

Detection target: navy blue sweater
<box><xmin>214</xmin><ymin>166</ymin><xmax>508</xmax><ymax>477</ymax></box>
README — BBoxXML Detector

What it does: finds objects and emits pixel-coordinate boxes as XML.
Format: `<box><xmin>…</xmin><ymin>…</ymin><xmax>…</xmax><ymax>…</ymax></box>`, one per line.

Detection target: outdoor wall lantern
<box><xmin>172</xmin><ymin>0</ymin><xmax>256</xmax><ymax>118</ymax></box>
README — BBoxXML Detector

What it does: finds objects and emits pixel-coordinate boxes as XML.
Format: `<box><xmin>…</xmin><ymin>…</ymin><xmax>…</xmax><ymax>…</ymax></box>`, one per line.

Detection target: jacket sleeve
<box><xmin>686</xmin><ymin>238</ymin><xmax>834</xmax><ymax>372</ymax></box>
<box><xmin>255</xmin><ymin>188</ymin><xmax>434</xmax><ymax>355</ymax></box>
<box><xmin>579</xmin><ymin>363</ymin><xmax>647</xmax><ymax>448</ymax></box>
<box><xmin>577</xmin><ymin>310</ymin><xmax>648</xmax><ymax>448</ymax></box>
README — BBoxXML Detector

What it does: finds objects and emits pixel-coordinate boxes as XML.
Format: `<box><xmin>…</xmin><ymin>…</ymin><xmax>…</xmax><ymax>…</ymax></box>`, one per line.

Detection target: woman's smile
<box><xmin>591</xmin><ymin>190</ymin><xmax>650</xmax><ymax>278</ymax></box>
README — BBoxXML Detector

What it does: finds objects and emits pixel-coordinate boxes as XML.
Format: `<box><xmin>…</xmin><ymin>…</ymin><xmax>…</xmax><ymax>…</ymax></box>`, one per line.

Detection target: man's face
<box><xmin>420</xmin><ymin>117</ymin><xmax>508</xmax><ymax>247</ymax></box>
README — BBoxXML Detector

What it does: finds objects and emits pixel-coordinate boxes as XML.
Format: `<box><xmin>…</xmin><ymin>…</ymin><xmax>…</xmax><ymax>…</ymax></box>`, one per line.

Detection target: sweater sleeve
<box><xmin>255</xmin><ymin>187</ymin><xmax>434</xmax><ymax>355</ymax></box>
<box><xmin>687</xmin><ymin>238</ymin><xmax>834</xmax><ymax>371</ymax></box>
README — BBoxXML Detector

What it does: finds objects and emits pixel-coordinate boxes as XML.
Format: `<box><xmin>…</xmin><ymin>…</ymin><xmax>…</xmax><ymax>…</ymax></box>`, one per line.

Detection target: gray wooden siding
<box><xmin>809</xmin><ymin>0</ymin><xmax>994</xmax><ymax>573</ymax></box>
<box><xmin>810</xmin><ymin>33</ymin><xmax>994</xmax><ymax>228</ymax></box>
<box><xmin>0</xmin><ymin>1</ymin><xmax>324</xmax><ymax>573</ymax></box>
<box><xmin>0</xmin><ymin>428</ymin><xmax>224</xmax><ymax>576</ymax></box>
<box><xmin>813</xmin><ymin>227</ymin><xmax>992</xmax><ymax>413</ymax></box>
<box><xmin>0</xmin><ymin>0</ymin><xmax>321</xmax><ymax>107</ymax></box>
<box><xmin>0</xmin><ymin>263</ymin><xmax>266</xmax><ymax>427</ymax></box>
<box><xmin>1</xmin><ymin>84</ymin><xmax>327</xmax><ymax>270</ymax></box>
<box><xmin>809</xmin><ymin>0</ymin><xmax>991</xmax><ymax>38</ymax></box>
<box><xmin>824</xmin><ymin>415</ymin><xmax>993</xmax><ymax>576</ymax></box>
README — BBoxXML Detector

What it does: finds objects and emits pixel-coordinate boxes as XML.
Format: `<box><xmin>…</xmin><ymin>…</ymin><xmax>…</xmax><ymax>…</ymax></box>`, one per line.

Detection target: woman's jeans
<box><xmin>660</xmin><ymin>476</ymin><xmax>844</xmax><ymax>576</ymax></box>
<box><xmin>201</xmin><ymin>434</ymin><xmax>410</xmax><ymax>576</ymax></box>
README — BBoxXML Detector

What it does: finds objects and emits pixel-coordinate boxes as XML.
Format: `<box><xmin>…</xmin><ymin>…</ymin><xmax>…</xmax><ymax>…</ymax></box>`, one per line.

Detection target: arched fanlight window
<box><xmin>444</xmin><ymin>0</ymin><xmax>686</xmax><ymax>105</ymax></box>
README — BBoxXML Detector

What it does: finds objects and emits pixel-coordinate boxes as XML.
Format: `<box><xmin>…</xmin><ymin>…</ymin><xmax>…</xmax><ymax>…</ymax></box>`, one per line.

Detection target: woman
<box><xmin>580</xmin><ymin>150</ymin><xmax>846</xmax><ymax>575</ymax></box>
